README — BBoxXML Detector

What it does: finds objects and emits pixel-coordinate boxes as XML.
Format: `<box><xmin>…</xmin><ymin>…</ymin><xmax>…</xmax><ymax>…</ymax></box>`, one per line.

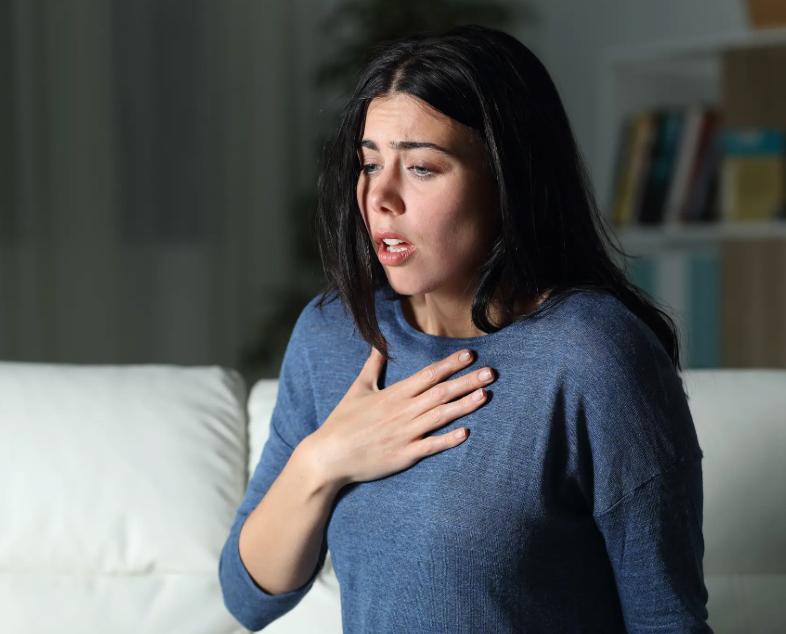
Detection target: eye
<box><xmin>360</xmin><ymin>162</ymin><xmax>436</xmax><ymax>180</ymax></box>
<box><xmin>411</xmin><ymin>165</ymin><xmax>434</xmax><ymax>179</ymax></box>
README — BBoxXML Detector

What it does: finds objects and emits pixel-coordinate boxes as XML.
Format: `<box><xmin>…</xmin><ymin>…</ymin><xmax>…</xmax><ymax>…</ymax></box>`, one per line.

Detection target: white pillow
<box><xmin>0</xmin><ymin>362</ymin><xmax>248</xmax><ymax>634</ymax></box>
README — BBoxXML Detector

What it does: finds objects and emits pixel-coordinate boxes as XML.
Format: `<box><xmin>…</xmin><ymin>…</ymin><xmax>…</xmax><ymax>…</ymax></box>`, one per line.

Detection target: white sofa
<box><xmin>0</xmin><ymin>362</ymin><xmax>784</xmax><ymax>634</ymax></box>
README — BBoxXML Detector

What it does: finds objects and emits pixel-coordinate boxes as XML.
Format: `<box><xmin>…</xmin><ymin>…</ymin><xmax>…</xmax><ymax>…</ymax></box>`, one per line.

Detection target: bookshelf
<box><xmin>595</xmin><ymin>27</ymin><xmax>786</xmax><ymax>369</ymax></box>
<box><xmin>597</xmin><ymin>26</ymin><xmax>786</xmax><ymax>220</ymax></box>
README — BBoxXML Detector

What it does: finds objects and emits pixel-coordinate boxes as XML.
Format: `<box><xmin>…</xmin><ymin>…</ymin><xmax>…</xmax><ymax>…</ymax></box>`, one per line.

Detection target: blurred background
<box><xmin>1</xmin><ymin>0</ymin><xmax>785</xmax><ymax>385</ymax></box>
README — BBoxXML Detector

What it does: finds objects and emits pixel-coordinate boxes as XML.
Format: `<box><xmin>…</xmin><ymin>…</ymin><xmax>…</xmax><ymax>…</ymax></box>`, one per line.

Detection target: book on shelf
<box><xmin>611</xmin><ymin>111</ymin><xmax>655</xmax><ymax>227</ymax></box>
<box><xmin>610</xmin><ymin>105</ymin><xmax>741</xmax><ymax>229</ymax></box>
<box><xmin>682</xmin><ymin>109</ymin><xmax>722</xmax><ymax>223</ymax></box>
<box><xmin>719</xmin><ymin>128</ymin><xmax>786</xmax><ymax>222</ymax></box>
<box><xmin>638</xmin><ymin>109</ymin><xmax>684</xmax><ymax>225</ymax></box>
<box><xmin>661</xmin><ymin>104</ymin><xmax>705</xmax><ymax>225</ymax></box>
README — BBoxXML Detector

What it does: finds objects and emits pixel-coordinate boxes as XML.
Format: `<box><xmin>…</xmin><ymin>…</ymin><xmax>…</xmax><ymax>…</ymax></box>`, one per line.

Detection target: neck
<box><xmin>400</xmin><ymin>287</ymin><xmax>551</xmax><ymax>338</ymax></box>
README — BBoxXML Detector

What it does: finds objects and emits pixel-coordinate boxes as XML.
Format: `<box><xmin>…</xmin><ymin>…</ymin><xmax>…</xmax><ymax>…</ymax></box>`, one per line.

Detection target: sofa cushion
<box><xmin>0</xmin><ymin>362</ymin><xmax>249</xmax><ymax>634</ymax></box>
<box><xmin>682</xmin><ymin>369</ymin><xmax>786</xmax><ymax>633</ymax></box>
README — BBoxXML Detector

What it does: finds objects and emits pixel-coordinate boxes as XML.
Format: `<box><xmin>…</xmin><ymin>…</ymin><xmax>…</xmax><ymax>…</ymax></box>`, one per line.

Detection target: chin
<box><xmin>385</xmin><ymin>276</ymin><xmax>418</xmax><ymax>297</ymax></box>
<box><xmin>385</xmin><ymin>272</ymin><xmax>441</xmax><ymax>298</ymax></box>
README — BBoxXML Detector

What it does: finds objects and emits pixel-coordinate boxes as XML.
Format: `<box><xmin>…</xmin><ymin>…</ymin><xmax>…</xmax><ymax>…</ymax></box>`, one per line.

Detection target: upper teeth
<box><xmin>383</xmin><ymin>238</ymin><xmax>405</xmax><ymax>245</ymax></box>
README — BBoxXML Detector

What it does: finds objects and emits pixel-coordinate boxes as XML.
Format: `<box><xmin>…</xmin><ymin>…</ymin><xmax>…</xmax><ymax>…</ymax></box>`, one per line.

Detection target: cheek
<box><xmin>421</xmin><ymin>189</ymin><xmax>487</xmax><ymax>253</ymax></box>
<box><xmin>356</xmin><ymin>182</ymin><xmax>369</xmax><ymax>228</ymax></box>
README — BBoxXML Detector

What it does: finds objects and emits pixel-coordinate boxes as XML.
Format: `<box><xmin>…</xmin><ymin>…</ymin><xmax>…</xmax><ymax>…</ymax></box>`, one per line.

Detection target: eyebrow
<box><xmin>359</xmin><ymin>139</ymin><xmax>454</xmax><ymax>157</ymax></box>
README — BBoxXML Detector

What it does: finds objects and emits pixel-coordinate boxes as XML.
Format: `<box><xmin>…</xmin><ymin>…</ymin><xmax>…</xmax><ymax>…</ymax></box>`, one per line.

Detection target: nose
<box><xmin>367</xmin><ymin>163</ymin><xmax>405</xmax><ymax>216</ymax></box>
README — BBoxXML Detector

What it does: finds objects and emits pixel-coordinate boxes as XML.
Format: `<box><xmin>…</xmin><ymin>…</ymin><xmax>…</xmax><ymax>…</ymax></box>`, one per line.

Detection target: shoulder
<box><xmin>284</xmin><ymin>291</ymin><xmax>378</xmax><ymax>389</ymax></box>
<box><xmin>548</xmin><ymin>290</ymin><xmax>675</xmax><ymax>391</ymax></box>
<box><xmin>549</xmin><ymin>289</ymin><xmax>683</xmax><ymax>410</ymax></box>
<box><xmin>295</xmin><ymin>286</ymin><xmax>398</xmax><ymax>340</ymax></box>
<box><xmin>289</xmin><ymin>290</ymin><xmax>359</xmax><ymax>350</ymax></box>
<box><xmin>548</xmin><ymin>291</ymin><xmax>702</xmax><ymax>511</ymax></box>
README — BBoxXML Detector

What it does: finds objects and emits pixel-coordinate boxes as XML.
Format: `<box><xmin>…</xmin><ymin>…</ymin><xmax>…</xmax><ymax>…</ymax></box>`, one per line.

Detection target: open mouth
<box><xmin>380</xmin><ymin>239</ymin><xmax>411</xmax><ymax>253</ymax></box>
<box><xmin>376</xmin><ymin>239</ymin><xmax>416</xmax><ymax>265</ymax></box>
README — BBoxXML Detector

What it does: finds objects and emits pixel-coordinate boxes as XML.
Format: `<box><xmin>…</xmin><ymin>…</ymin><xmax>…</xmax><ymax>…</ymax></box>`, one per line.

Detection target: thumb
<box><xmin>364</xmin><ymin>346</ymin><xmax>386</xmax><ymax>392</ymax></box>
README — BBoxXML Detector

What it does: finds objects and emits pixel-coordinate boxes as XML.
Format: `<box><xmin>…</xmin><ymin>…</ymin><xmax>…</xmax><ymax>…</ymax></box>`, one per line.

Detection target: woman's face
<box><xmin>356</xmin><ymin>92</ymin><xmax>498</xmax><ymax>298</ymax></box>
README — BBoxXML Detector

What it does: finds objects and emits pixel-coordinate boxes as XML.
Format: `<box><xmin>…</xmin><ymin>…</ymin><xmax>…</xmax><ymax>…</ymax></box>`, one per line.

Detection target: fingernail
<box><xmin>459</xmin><ymin>350</ymin><xmax>471</xmax><ymax>362</ymax></box>
<box><xmin>472</xmin><ymin>388</ymin><xmax>485</xmax><ymax>402</ymax></box>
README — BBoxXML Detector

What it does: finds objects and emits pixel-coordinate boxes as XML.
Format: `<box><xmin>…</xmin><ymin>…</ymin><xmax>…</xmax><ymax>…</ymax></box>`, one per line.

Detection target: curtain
<box><xmin>0</xmin><ymin>0</ymin><xmax>312</xmax><ymax>372</ymax></box>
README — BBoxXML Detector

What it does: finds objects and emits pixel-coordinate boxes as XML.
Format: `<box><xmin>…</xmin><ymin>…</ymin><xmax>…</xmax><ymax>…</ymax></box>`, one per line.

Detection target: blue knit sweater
<box><xmin>219</xmin><ymin>287</ymin><xmax>713</xmax><ymax>633</ymax></box>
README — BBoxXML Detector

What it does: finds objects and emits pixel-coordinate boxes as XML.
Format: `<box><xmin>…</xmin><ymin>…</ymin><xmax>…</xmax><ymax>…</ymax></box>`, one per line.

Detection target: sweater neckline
<box><xmin>391</xmin><ymin>295</ymin><xmax>527</xmax><ymax>347</ymax></box>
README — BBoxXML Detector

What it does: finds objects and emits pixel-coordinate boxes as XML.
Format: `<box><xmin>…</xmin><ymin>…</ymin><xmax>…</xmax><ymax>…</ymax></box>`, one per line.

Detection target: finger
<box><xmin>410</xmin><ymin>426</ymin><xmax>469</xmax><ymax>459</ymax></box>
<box><xmin>411</xmin><ymin>366</ymin><xmax>494</xmax><ymax>418</ymax></box>
<box><xmin>397</xmin><ymin>348</ymin><xmax>475</xmax><ymax>399</ymax></box>
<box><xmin>409</xmin><ymin>385</ymin><xmax>487</xmax><ymax>438</ymax></box>
<box><xmin>363</xmin><ymin>346</ymin><xmax>386</xmax><ymax>392</ymax></box>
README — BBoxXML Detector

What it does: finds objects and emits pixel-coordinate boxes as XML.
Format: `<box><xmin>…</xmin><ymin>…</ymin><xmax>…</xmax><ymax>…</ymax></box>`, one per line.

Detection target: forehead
<box><xmin>361</xmin><ymin>93</ymin><xmax>471</xmax><ymax>143</ymax></box>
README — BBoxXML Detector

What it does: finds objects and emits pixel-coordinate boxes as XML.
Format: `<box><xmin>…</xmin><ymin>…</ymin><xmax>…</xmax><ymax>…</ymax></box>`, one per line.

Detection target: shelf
<box><xmin>601</xmin><ymin>26</ymin><xmax>786</xmax><ymax>67</ymax></box>
<box><xmin>611</xmin><ymin>221</ymin><xmax>786</xmax><ymax>252</ymax></box>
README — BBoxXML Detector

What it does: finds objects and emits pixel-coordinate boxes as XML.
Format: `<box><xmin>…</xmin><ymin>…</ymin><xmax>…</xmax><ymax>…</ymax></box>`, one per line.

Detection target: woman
<box><xmin>219</xmin><ymin>25</ymin><xmax>712</xmax><ymax>633</ymax></box>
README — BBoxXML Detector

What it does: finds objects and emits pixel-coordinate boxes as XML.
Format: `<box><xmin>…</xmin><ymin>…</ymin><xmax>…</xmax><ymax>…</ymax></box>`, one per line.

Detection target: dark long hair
<box><xmin>314</xmin><ymin>24</ymin><xmax>682</xmax><ymax>372</ymax></box>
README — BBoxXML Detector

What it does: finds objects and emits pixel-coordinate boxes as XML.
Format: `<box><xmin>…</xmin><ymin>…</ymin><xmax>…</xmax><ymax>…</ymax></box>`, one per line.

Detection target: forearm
<box><xmin>238</xmin><ymin>438</ymin><xmax>342</xmax><ymax>596</ymax></box>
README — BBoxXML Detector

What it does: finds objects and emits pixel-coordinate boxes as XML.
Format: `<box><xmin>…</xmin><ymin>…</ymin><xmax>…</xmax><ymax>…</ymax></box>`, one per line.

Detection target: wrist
<box><xmin>293</xmin><ymin>433</ymin><xmax>347</xmax><ymax>497</ymax></box>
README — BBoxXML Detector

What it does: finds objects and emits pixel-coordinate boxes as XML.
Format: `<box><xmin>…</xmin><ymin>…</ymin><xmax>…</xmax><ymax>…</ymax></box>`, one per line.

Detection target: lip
<box><xmin>376</xmin><ymin>238</ymin><xmax>416</xmax><ymax>266</ymax></box>
<box><xmin>373</xmin><ymin>230</ymin><xmax>414</xmax><ymax>246</ymax></box>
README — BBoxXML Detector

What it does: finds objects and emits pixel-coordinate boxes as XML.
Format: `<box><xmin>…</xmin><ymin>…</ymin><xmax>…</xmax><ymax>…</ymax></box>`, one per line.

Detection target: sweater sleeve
<box><xmin>218</xmin><ymin>299</ymin><xmax>329</xmax><ymax>632</ymax></box>
<box><xmin>569</xmin><ymin>300</ymin><xmax>713</xmax><ymax>633</ymax></box>
<box><xmin>593</xmin><ymin>458</ymin><xmax>713</xmax><ymax>633</ymax></box>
